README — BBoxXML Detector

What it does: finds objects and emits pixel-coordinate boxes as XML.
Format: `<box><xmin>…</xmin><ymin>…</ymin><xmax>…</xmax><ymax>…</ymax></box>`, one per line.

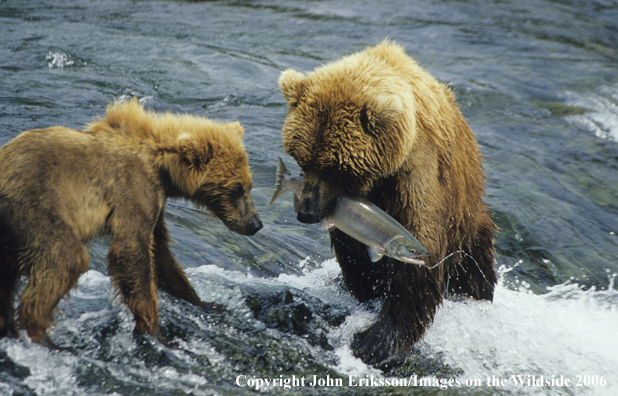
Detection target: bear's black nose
<box><xmin>246</xmin><ymin>218</ymin><xmax>263</xmax><ymax>235</ymax></box>
<box><xmin>297</xmin><ymin>211</ymin><xmax>320</xmax><ymax>224</ymax></box>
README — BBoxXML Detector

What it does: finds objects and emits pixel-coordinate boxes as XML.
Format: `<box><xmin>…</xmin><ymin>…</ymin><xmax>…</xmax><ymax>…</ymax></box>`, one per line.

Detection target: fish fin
<box><xmin>293</xmin><ymin>194</ymin><xmax>300</xmax><ymax>213</ymax></box>
<box><xmin>269</xmin><ymin>157</ymin><xmax>291</xmax><ymax>205</ymax></box>
<box><xmin>367</xmin><ymin>247</ymin><xmax>384</xmax><ymax>263</ymax></box>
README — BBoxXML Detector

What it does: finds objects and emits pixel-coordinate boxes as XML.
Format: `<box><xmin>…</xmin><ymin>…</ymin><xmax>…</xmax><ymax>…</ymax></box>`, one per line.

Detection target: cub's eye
<box><xmin>230</xmin><ymin>184</ymin><xmax>244</xmax><ymax>200</ymax></box>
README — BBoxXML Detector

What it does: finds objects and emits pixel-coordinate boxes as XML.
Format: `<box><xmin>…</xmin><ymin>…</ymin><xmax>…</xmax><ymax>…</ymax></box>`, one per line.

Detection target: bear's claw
<box><xmin>351</xmin><ymin>317</ymin><xmax>410</xmax><ymax>371</ymax></box>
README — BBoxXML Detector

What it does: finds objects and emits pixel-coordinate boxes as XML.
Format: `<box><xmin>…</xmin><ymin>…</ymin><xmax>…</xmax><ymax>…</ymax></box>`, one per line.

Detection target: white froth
<box><xmin>191</xmin><ymin>260</ymin><xmax>618</xmax><ymax>394</ymax></box>
<box><xmin>565</xmin><ymin>84</ymin><xmax>618</xmax><ymax>142</ymax></box>
<box><xmin>3</xmin><ymin>261</ymin><xmax>616</xmax><ymax>395</ymax></box>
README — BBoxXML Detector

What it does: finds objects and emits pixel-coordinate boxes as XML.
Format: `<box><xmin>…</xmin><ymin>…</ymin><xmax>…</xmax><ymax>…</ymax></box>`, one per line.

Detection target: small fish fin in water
<box><xmin>269</xmin><ymin>157</ymin><xmax>290</xmax><ymax>205</ymax></box>
<box><xmin>293</xmin><ymin>194</ymin><xmax>300</xmax><ymax>213</ymax></box>
<box><xmin>368</xmin><ymin>246</ymin><xmax>385</xmax><ymax>262</ymax></box>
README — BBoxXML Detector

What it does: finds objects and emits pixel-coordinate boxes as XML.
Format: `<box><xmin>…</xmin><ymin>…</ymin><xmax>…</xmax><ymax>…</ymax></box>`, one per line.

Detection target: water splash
<box><xmin>115</xmin><ymin>90</ymin><xmax>154</xmax><ymax>104</ymax></box>
<box><xmin>421</xmin><ymin>266</ymin><xmax>618</xmax><ymax>395</ymax></box>
<box><xmin>45</xmin><ymin>51</ymin><xmax>75</xmax><ymax>69</ymax></box>
<box><xmin>564</xmin><ymin>84</ymin><xmax>618</xmax><ymax>142</ymax></box>
<box><xmin>2</xmin><ymin>261</ymin><xmax>616</xmax><ymax>395</ymax></box>
<box><xmin>190</xmin><ymin>260</ymin><xmax>618</xmax><ymax>395</ymax></box>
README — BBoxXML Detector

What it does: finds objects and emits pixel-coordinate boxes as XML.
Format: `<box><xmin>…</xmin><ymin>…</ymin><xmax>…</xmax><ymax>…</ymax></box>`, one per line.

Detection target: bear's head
<box><xmin>278</xmin><ymin>52</ymin><xmax>416</xmax><ymax>223</ymax></box>
<box><xmin>171</xmin><ymin>121</ymin><xmax>262</xmax><ymax>236</ymax></box>
<box><xmin>98</xmin><ymin>99</ymin><xmax>262</xmax><ymax>236</ymax></box>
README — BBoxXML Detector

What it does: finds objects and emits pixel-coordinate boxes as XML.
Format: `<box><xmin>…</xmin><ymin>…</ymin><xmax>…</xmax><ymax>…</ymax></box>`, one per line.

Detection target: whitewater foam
<box><xmin>2</xmin><ymin>260</ymin><xmax>616</xmax><ymax>395</ymax></box>
<box><xmin>189</xmin><ymin>259</ymin><xmax>618</xmax><ymax>394</ymax></box>
<box><xmin>564</xmin><ymin>84</ymin><xmax>618</xmax><ymax>142</ymax></box>
<box><xmin>420</xmin><ymin>268</ymin><xmax>618</xmax><ymax>395</ymax></box>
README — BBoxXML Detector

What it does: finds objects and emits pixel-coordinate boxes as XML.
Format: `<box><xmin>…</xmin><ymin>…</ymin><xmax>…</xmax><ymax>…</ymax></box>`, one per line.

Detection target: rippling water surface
<box><xmin>1</xmin><ymin>1</ymin><xmax>617</xmax><ymax>395</ymax></box>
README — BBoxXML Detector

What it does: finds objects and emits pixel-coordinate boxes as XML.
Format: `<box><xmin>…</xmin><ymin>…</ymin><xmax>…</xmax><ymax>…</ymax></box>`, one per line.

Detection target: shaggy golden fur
<box><xmin>279</xmin><ymin>41</ymin><xmax>496</xmax><ymax>370</ymax></box>
<box><xmin>0</xmin><ymin>99</ymin><xmax>262</xmax><ymax>348</ymax></box>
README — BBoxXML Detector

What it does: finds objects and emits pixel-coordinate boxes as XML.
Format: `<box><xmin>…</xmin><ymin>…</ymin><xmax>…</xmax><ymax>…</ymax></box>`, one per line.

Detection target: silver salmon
<box><xmin>270</xmin><ymin>158</ymin><xmax>429</xmax><ymax>265</ymax></box>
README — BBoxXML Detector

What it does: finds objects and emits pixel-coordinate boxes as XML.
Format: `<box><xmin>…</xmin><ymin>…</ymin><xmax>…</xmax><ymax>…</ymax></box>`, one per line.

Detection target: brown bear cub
<box><xmin>0</xmin><ymin>99</ymin><xmax>262</xmax><ymax>349</ymax></box>
<box><xmin>279</xmin><ymin>41</ymin><xmax>497</xmax><ymax>369</ymax></box>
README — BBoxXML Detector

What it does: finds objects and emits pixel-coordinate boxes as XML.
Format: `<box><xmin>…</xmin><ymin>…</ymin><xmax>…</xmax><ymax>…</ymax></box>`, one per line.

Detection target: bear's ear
<box><xmin>371</xmin><ymin>94</ymin><xmax>403</xmax><ymax>124</ymax></box>
<box><xmin>362</xmin><ymin>95</ymin><xmax>404</xmax><ymax>135</ymax></box>
<box><xmin>279</xmin><ymin>69</ymin><xmax>306</xmax><ymax>107</ymax></box>
<box><xmin>178</xmin><ymin>133</ymin><xmax>213</xmax><ymax>170</ymax></box>
<box><xmin>229</xmin><ymin>121</ymin><xmax>245</xmax><ymax>139</ymax></box>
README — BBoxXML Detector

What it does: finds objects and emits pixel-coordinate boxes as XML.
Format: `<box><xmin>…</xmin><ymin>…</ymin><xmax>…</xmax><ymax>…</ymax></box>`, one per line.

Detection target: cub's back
<box><xmin>0</xmin><ymin>126</ymin><xmax>155</xmax><ymax>242</ymax></box>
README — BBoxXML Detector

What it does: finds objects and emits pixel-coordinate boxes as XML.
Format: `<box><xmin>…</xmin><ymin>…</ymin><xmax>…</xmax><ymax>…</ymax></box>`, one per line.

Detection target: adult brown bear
<box><xmin>0</xmin><ymin>99</ymin><xmax>262</xmax><ymax>349</ymax></box>
<box><xmin>278</xmin><ymin>41</ymin><xmax>497</xmax><ymax>369</ymax></box>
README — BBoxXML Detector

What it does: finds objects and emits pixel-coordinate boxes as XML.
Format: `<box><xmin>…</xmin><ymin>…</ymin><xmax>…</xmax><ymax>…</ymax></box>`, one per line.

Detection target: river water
<box><xmin>1</xmin><ymin>1</ymin><xmax>617</xmax><ymax>395</ymax></box>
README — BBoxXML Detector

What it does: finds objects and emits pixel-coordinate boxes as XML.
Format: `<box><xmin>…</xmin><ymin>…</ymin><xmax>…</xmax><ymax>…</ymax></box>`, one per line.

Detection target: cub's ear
<box><xmin>279</xmin><ymin>69</ymin><xmax>306</xmax><ymax>107</ymax></box>
<box><xmin>229</xmin><ymin>121</ymin><xmax>245</xmax><ymax>139</ymax></box>
<box><xmin>178</xmin><ymin>133</ymin><xmax>213</xmax><ymax>170</ymax></box>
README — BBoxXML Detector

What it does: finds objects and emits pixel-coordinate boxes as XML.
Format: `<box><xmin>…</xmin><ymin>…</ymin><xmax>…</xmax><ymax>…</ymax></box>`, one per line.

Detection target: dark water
<box><xmin>1</xmin><ymin>0</ymin><xmax>618</xmax><ymax>395</ymax></box>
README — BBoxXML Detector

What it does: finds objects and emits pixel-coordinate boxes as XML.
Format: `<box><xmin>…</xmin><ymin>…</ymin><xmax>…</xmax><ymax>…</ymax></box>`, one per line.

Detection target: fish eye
<box><xmin>409</xmin><ymin>248</ymin><xmax>416</xmax><ymax>253</ymax></box>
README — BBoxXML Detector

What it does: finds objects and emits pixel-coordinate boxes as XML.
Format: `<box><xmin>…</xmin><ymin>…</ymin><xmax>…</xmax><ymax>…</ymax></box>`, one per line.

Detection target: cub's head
<box><xmin>278</xmin><ymin>57</ymin><xmax>415</xmax><ymax>223</ymax></box>
<box><xmin>169</xmin><ymin>120</ymin><xmax>262</xmax><ymax>236</ymax></box>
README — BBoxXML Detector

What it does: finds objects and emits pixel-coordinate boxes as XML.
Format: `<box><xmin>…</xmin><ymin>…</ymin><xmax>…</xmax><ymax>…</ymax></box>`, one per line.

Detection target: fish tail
<box><xmin>269</xmin><ymin>157</ymin><xmax>290</xmax><ymax>205</ymax></box>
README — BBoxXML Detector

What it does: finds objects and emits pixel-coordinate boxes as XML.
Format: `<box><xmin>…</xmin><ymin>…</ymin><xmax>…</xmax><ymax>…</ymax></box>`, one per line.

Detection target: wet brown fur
<box><xmin>0</xmin><ymin>99</ymin><xmax>261</xmax><ymax>347</ymax></box>
<box><xmin>279</xmin><ymin>41</ymin><xmax>497</xmax><ymax>369</ymax></box>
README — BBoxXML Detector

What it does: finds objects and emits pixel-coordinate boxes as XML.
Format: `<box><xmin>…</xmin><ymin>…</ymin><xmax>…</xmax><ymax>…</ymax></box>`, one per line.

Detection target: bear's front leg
<box><xmin>107</xmin><ymin>234</ymin><xmax>162</xmax><ymax>342</ymax></box>
<box><xmin>152</xmin><ymin>213</ymin><xmax>224</xmax><ymax>314</ymax></box>
<box><xmin>330</xmin><ymin>229</ymin><xmax>387</xmax><ymax>302</ymax></box>
<box><xmin>351</xmin><ymin>263</ymin><xmax>442</xmax><ymax>371</ymax></box>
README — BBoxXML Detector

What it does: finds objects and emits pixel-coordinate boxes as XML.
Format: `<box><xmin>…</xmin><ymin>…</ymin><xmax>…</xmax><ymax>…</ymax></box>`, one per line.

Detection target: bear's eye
<box><xmin>359</xmin><ymin>107</ymin><xmax>371</xmax><ymax>135</ymax></box>
<box><xmin>230</xmin><ymin>184</ymin><xmax>244</xmax><ymax>200</ymax></box>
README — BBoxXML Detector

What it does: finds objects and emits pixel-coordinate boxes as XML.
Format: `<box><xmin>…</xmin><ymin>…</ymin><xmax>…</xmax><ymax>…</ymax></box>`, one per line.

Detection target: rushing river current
<box><xmin>1</xmin><ymin>1</ymin><xmax>618</xmax><ymax>395</ymax></box>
